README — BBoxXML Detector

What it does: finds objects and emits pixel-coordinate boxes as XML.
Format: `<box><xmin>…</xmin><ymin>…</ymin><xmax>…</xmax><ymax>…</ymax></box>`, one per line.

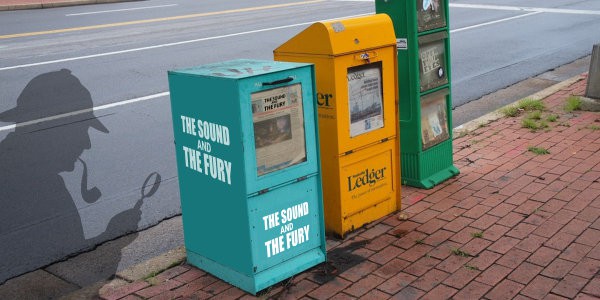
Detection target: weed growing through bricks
<box><xmin>527</xmin><ymin>111</ymin><xmax>542</xmax><ymax>120</ymax></box>
<box><xmin>546</xmin><ymin>114</ymin><xmax>559</xmax><ymax>122</ymax></box>
<box><xmin>564</xmin><ymin>95</ymin><xmax>582</xmax><ymax>112</ymax></box>
<box><xmin>471</xmin><ymin>231</ymin><xmax>484</xmax><ymax>238</ymax></box>
<box><xmin>451</xmin><ymin>248</ymin><xmax>472</xmax><ymax>257</ymax></box>
<box><xmin>528</xmin><ymin>146</ymin><xmax>550</xmax><ymax>155</ymax></box>
<box><xmin>587</xmin><ymin>124</ymin><xmax>600</xmax><ymax>130</ymax></box>
<box><xmin>500</xmin><ymin>105</ymin><xmax>520</xmax><ymax>117</ymax></box>
<box><xmin>519</xmin><ymin>98</ymin><xmax>545</xmax><ymax>111</ymax></box>
<box><xmin>522</xmin><ymin>118</ymin><xmax>548</xmax><ymax>131</ymax></box>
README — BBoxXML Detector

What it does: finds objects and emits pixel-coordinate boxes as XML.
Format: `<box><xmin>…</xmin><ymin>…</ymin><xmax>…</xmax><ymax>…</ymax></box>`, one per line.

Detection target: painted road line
<box><xmin>0</xmin><ymin>8</ymin><xmax>537</xmax><ymax>72</ymax></box>
<box><xmin>66</xmin><ymin>4</ymin><xmax>178</xmax><ymax>16</ymax></box>
<box><xmin>0</xmin><ymin>0</ymin><xmax>325</xmax><ymax>40</ymax></box>
<box><xmin>0</xmin><ymin>9</ymin><xmax>544</xmax><ymax>130</ymax></box>
<box><xmin>0</xmin><ymin>8</ymin><xmax>543</xmax><ymax>72</ymax></box>
<box><xmin>450</xmin><ymin>11</ymin><xmax>543</xmax><ymax>33</ymax></box>
<box><xmin>333</xmin><ymin>0</ymin><xmax>600</xmax><ymax>15</ymax></box>
<box><xmin>450</xmin><ymin>3</ymin><xmax>600</xmax><ymax>15</ymax></box>
<box><xmin>0</xmin><ymin>92</ymin><xmax>170</xmax><ymax>132</ymax></box>
<box><xmin>0</xmin><ymin>6</ymin><xmax>567</xmax><ymax>130</ymax></box>
<box><xmin>0</xmin><ymin>13</ymin><xmax>371</xmax><ymax>72</ymax></box>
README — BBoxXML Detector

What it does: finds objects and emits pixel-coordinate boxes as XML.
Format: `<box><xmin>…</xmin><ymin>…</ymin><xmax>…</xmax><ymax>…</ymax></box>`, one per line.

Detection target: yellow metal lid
<box><xmin>274</xmin><ymin>14</ymin><xmax>396</xmax><ymax>56</ymax></box>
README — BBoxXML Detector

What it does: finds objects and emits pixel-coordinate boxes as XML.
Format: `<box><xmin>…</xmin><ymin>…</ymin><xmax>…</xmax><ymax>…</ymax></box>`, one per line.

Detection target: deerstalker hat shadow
<box><xmin>0</xmin><ymin>69</ymin><xmax>108</xmax><ymax>133</ymax></box>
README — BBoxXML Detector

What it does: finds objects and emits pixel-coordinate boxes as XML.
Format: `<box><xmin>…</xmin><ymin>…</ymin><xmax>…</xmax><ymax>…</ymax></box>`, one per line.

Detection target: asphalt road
<box><xmin>0</xmin><ymin>0</ymin><xmax>599</xmax><ymax>283</ymax></box>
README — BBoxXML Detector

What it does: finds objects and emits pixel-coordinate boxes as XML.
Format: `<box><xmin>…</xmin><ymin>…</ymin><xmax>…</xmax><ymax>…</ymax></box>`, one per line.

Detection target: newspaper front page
<box><xmin>251</xmin><ymin>83</ymin><xmax>307</xmax><ymax>176</ymax></box>
<box><xmin>347</xmin><ymin>64</ymin><xmax>384</xmax><ymax>137</ymax></box>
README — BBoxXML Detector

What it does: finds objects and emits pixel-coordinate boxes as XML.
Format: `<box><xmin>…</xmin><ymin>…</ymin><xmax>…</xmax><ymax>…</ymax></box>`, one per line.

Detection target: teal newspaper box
<box><xmin>167</xmin><ymin>59</ymin><xmax>326</xmax><ymax>294</ymax></box>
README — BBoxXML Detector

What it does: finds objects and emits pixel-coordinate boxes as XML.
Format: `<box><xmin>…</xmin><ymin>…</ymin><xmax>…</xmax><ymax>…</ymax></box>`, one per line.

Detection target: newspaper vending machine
<box><xmin>167</xmin><ymin>59</ymin><xmax>326</xmax><ymax>294</ymax></box>
<box><xmin>274</xmin><ymin>15</ymin><xmax>401</xmax><ymax>237</ymax></box>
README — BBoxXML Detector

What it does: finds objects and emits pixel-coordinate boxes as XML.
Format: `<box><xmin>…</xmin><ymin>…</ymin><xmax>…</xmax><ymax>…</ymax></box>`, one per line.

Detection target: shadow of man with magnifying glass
<box><xmin>0</xmin><ymin>69</ymin><xmax>161</xmax><ymax>298</ymax></box>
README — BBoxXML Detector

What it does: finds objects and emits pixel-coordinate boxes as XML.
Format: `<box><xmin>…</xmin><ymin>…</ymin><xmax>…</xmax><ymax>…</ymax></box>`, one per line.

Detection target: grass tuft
<box><xmin>546</xmin><ymin>114</ymin><xmax>559</xmax><ymax>122</ymax></box>
<box><xmin>564</xmin><ymin>96</ymin><xmax>582</xmax><ymax>112</ymax></box>
<box><xmin>527</xmin><ymin>111</ymin><xmax>542</xmax><ymax>120</ymax></box>
<box><xmin>522</xmin><ymin>118</ymin><xmax>539</xmax><ymax>130</ymax></box>
<box><xmin>500</xmin><ymin>105</ymin><xmax>520</xmax><ymax>117</ymax></box>
<box><xmin>451</xmin><ymin>248</ymin><xmax>472</xmax><ymax>257</ymax></box>
<box><xmin>471</xmin><ymin>231</ymin><xmax>484</xmax><ymax>238</ymax></box>
<box><xmin>501</xmin><ymin>98</ymin><xmax>546</xmax><ymax>118</ymax></box>
<box><xmin>500</xmin><ymin>105</ymin><xmax>521</xmax><ymax>117</ymax></box>
<box><xmin>528</xmin><ymin>146</ymin><xmax>550</xmax><ymax>155</ymax></box>
<box><xmin>464</xmin><ymin>264</ymin><xmax>480</xmax><ymax>271</ymax></box>
<box><xmin>587</xmin><ymin>125</ymin><xmax>600</xmax><ymax>130</ymax></box>
<box><xmin>518</xmin><ymin>98</ymin><xmax>545</xmax><ymax>111</ymax></box>
<box><xmin>522</xmin><ymin>118</ymin><xmax>549</xmax><ymax>131</ymax></box>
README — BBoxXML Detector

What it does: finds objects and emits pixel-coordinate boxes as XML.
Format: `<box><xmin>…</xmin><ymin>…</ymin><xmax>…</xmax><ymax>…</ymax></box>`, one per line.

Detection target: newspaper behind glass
<box><xmin>252</xmin><ymin>83</ymin><xmax>307</xmax><ymax>176</ymax></box>
<box><xmin>348</xmin><ymin>65</ymin><xmax>384</xmax><ymax>137</ymax></box>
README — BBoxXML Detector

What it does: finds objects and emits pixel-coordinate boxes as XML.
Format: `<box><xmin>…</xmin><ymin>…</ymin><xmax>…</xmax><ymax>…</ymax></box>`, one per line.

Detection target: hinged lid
<box><xmin>170</xmin><ymin>59</ymin><xmax>312</xmax><ymax>79</ymax></box>
<box><xmin>274</xmin><ymin>14</ymin><xmax>396</xmax><ymax>57</ymax></box>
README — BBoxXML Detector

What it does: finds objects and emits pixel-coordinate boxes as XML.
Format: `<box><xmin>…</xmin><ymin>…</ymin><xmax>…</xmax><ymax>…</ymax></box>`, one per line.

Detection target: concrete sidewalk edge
<box><xmin>60</xmin><ymin>247</ymin><xmax>186</xmax><ymax>299</ymax></box>
<box><xmin>0</xmin><ymin>0</ymin><xmax>140</xmax><ymax>11</ymax></box>
<box><xmin>454</xmin><ymin>74</ymin><xmax>586</xmax><ymax>135</ymax></box>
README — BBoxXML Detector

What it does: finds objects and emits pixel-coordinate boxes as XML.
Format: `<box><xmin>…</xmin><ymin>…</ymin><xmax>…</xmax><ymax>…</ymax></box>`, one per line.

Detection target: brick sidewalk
<box><xmin>99</xmin><ymin>75</ymin><xmax>600</xmax><ymax>300</ymax></box>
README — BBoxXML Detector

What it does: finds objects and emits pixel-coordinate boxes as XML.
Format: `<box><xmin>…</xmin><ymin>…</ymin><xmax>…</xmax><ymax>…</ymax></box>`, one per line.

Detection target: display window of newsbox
<box><xmin>252</xmin><ymin>83</ymin><xmax>307</xmax><ymax>175</ymax></box>
<box><xmin>347</xmin><ymin>62</ymin><xmax>385</xmax><ymax>139</ymax></box>
<box><xmin>417</xmin><ymin>0</ymin><xmax>447</xmax><ymax>32</ymax></box>
<box><xmin>240</xmin><ymin>77</ymin><xmax>320</xmax><ymax>195</ymax></box>
<box><xmin>420</xmin><ymin>88</ymin><xmax>450</xmax><ymax>150</ymax></box>
<box><xmin>418</xmin><ymin>32</ymin><xmax>449</xmax><ymax>92</ymax></box>
<box><xmin>332</xmin><ymin>53</ymin><xmax>397</xmax><ymax>154</ymax></box>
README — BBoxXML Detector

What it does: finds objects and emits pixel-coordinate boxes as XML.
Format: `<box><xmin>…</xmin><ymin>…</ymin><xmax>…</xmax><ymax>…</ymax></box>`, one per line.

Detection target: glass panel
<box><xmin>251</xmin><ymin>83</ymin><xmax>307</xmax><ymax>176</ymax></box>
<box><xmin>417</xmin><ymin>0</ymin><xmax>447</xmax><ymax>32</ymax></box>
<box><xmin>419</xmin><ymin>37</ymin><xmax>448</xmax><ymax>92</ymax></box>
<box><xmin>421</xmin><ymin>91</ymin><xmax>449</xmax><ymax>150</ymax></box>
<box><xmin>347</xmin><ymin>62</ymin><xmax>385</xmax><ymax>137</ymax></box>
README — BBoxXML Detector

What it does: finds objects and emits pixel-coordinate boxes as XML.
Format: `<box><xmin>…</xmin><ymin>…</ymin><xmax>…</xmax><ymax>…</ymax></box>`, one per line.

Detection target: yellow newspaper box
<box><xmin>274</xmin><ymin>14</ymin><xmax>400</xmax><ymax>237</ymax></box>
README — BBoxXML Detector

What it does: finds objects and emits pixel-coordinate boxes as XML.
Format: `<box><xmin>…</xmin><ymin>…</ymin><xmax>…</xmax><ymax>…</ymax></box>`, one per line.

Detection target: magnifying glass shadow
<box><xmin>105</xmin><ymin>172</ymin><xmax>162</xmax><ymax>236</ymax></box>
<box><xmin>80</xmin><ymin>172</ymin><xmax>163</xmax><ymax>290</ymax></box>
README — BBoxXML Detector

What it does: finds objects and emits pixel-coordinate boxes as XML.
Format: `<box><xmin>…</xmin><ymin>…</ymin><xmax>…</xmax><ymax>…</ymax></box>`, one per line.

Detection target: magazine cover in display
<box><xmin>418</xmin><ymin>38</ymin><xmax>448</xmax><ymax>92</ymax></box>
<box><xmin>420</xmin><ymin>92</ymin><xmax>449</xmax><ymax>150</ymax></box>
<box><xmin>417</xmin><ymin>0</ymin><xmax>446</xmax><ymax>32</ymax></box>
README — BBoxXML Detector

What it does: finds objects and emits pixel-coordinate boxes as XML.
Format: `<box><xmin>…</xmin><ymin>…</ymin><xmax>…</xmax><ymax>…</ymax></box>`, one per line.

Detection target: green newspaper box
<box><xmin>376</xmin><ymin>0</ymin><xmax>459</xmax><ymax>189</ymax></box>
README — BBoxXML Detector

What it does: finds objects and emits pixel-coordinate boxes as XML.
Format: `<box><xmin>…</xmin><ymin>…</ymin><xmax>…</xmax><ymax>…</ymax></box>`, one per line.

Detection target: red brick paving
<box><xmin>98</xmin><ymin>76</ymin><xmax>600</xmax><ymax>299</ymax></box>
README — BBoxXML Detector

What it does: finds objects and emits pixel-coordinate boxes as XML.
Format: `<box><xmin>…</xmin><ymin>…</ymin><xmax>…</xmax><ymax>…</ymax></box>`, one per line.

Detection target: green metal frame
<box><xmin>376</xmin><ymin>0</ymin><xmax>459</xmax><ymax>189</ymax></box>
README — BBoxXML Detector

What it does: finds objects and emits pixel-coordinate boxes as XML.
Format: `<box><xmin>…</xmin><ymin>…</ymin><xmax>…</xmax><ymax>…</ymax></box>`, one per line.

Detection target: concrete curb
<box><xmin>0</xmin><ymin>0</ymin><xmax>140</xmax><ymax>11</ymax></box>
<box><xmin>116</xmin><ymin>246</ymin><xmax>186</xmax><ymax>282</ymax></box>
<box><xmin>454</xmin><ymin>74</ymin><xmax>586</xmax><ymax>135</ymax></box>
<box><xmin>60</xmin><ymin>247</ymin><xmax>186</xmax><ymax>299</ymax></box>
